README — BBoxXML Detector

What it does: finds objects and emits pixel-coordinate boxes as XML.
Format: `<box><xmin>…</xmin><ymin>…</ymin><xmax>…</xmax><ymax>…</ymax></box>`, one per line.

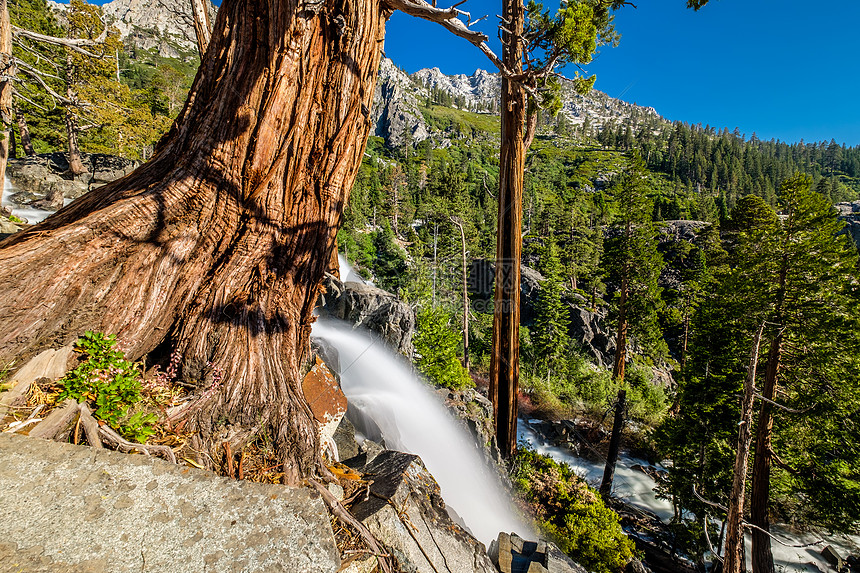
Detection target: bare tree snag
<box><xmin>723</xmin><ymin>322</ymin><xmax>766</xmax><ymax>573</ymax></box>
<box><xmin>0</xmin><ymin>0</ymin><xmax>12</xmax><ymax>185</ymax></box>
<box><xmin>489</xmin><ymin>0</ymin><xmax>526</xmax><ymax>459</ymax></box>
<box><xmin>13</xmin><ymin>104</ymin><xmax>33</xmax><ymax>157</ymax></box>
<box><xmin>63</xmin><ymin>51</ymin><xmax>85</xmax><ymax>176</ymax></box>
<box><xmin>450</xmin><ymin>216</ymin><xmax>469</xmax><ymax>371</ymax></box>
<box><xmin>190</xmin><ymin>0</ymin><xmax>212</xmax><ymax>57</ymax></box>
<box><xmin>0</xmin><ymin>0</ymin><xmax>387</xmax><ymax>483</ymax></box>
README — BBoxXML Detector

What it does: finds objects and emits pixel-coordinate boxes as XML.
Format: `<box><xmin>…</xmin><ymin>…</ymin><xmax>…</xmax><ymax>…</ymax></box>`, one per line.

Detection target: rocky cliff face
<box><xmin>836</xmin><ymin>201</ymin><xmax>860</xmax><ymax>250</ymax></box>
<box><xmin>372</xmin><ymin>58</ymin><xmax>431</xmax><ymax>148</ymax></box>
<box><xmin>370</xmin><ymin>57</ymin><xmax>666</xmax><ymax>147</ymax></box>
<box><xmin>413</xmin><ymin>65</ymin><xmax>499</xmax><ymax>108</ymax></box>
<box><xmin>101</xmin><ymin>0</ymin><xmax>216</xmax><ymax>58</ymax></box>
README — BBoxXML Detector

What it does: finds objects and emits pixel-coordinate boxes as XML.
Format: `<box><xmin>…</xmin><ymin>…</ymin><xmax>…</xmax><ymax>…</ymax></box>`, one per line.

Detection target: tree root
<box><xmin>98</xmin><ymin>424</ymin><xmax>177</xmax><ymax>464</ymax></box>
<box><xmin>309</xmin><ymin>478</ymin><xmax>394</xmax><ymax>573</ymax></box>
<box><xmin>77</xmin><ymin>403</ymin><xmax>102</xmax><ymax>449</ymax></box>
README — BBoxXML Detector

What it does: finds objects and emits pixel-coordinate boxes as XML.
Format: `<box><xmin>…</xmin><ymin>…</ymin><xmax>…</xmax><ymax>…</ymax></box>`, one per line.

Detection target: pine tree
<box><xmin>600</xmin><ymin>152</ymin><xmax>665</xmax><ymax>497</ymax></box>
<box><xmin>532</xmin><ymin>236</ymin><xmax>571</xmax><ymax>374</ymax></box>
<box><xmin>657</xmin><ymin>176</ymin><xmax>860</xmax><ymax>568</ymax></box>
<box><xmin>603</xmin><ymin>153</ymin><xmax>666</xmax><ymax>381</ymax></box>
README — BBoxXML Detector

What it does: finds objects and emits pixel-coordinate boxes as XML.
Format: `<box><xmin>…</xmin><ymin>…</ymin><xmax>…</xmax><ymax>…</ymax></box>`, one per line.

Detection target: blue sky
<box><xmin>384</xmin><ymin>0</ymin><xmax>860</xmax><ymax>146</ymax></box>
<box><xmin>86</xmin><ymin>0</ymin><xmax>858</xmax><ymax>145</ymax></box>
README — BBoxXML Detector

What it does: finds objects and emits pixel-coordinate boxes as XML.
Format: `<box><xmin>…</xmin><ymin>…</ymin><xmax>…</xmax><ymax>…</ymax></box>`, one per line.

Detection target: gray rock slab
<box><xmin>350</xmin><ymin>451</ymin><xmax>497</xmax><ymax>573</ymax></box>
<box><xmin>0</xmin><ymin>433</ymin><xmax>339</xmax><ymax>573</ymax></box>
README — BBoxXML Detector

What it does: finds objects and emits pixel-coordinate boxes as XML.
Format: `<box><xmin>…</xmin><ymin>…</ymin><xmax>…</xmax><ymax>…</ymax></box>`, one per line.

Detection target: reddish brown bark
<box><xmin>750</xmin><ymin>334</ymin><xmax>781</xmax><ymax>573</ymax></box>
<box><xmin>0</xmin><ymin>0</ymin><xmax>386</xmax><ymax>482</ymax></box>
<box><xmin>489</xmin><ymin>0</ymin><xmax>525</xmax><ymax>459</ymax></box>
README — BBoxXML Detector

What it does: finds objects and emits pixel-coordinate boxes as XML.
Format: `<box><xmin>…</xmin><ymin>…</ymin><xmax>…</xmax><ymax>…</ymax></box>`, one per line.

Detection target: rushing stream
<box><xmin>1</xmin><ymin>175</ymin><xmax>57</xmax><ymax>224</ymax></box>
<box><xmin>519</xmin><ymin>419</ymin><xmax>859</xmax><ymax>572</ymax></box>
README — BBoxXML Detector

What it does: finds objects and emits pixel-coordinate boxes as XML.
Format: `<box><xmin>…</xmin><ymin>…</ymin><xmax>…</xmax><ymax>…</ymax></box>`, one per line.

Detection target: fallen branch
<box><xmin>385</xmin><ymin>0</ymin><xmax>509</xmax><ymax>77</ymax></box>
<box><xmin>98</xmin><ymin>424</ymin><xmax>176</xmax><ymax>464</ymax></box>
<box><xmin>309</xmin><ymin>478</ymin><xmax>394</xmax><ymax>573</ymax></box>
<box><xmin>12</xmin><ymin>26</ymin><xmax>108</xmax><ymax>58</ymax></box>
<box><xmin>29</xmin><ymin>398</ymin><xmax>79</xmax><ymax>440</ymax></box>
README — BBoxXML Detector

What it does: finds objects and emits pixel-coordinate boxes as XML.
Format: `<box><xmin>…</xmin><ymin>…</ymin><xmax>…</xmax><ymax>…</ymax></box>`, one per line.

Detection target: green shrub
<box><xmin>58</xmin><ymin>331</ymin><xmax>156</xmax><ymax>442</ymax></box>
<box><xmin>513</xmin><ymin>448</ymin><xmax>636</xmax><ymax>573</ymax></box>
<box><xmin>414</xmin><ymin>306</ymin><xmax>473</xmax><ymax>390</ymax></box>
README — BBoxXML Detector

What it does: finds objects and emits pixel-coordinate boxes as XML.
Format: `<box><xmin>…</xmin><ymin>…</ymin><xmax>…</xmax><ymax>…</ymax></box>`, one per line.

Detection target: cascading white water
<box><xmin>311</xmin><ymin>316</ymin><xmax>531</xmax><ymax>547</ymax></box>
<box><xmin>1</xmin><ymin>175</ymin><xmax>55</xmax><ymax>224</ymax></box>
<box><xmin>518</xmin><ymin>421</ymin><xmax>860</xmax><ymax>572</ymax></box>
<box><xmin>517</xmin><ymin>420</ymin><xmax>675</xmax><ymax>521</ymax></box>
<box><xmin>337</xmin><ymin>253</ymin><xmax>375</xmax><ymax>286</ymax></box>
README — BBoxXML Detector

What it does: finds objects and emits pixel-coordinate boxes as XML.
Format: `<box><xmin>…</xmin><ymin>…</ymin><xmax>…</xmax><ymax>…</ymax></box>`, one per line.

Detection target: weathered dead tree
<box><xmin>0</xmin><ymin>0</ymin><xmax>386</xmax><ymax>483</ymax></box>
<box><xmin>489</xmin><ymin>0</ymin><xmax>526</xmax><ymax>459</ymax></box>
<box><xmin>0</xmin><ymin>0</ymin><xmax>12</xmax><ymax>184</ymax></box>
<box><xmin>190</xmin><ymin>0</ymin><xmax>212</xmax><ymax>56</ymax></box>
<box><xmin>450</xmin><ymin>216</ymin><xmax>469</xmax><ymax>371</ymax></box>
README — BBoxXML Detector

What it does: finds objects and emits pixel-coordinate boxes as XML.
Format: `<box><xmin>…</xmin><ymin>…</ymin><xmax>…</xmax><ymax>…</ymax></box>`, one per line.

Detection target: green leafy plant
<box><xmin>7</xmin><ymin>214</ymin><xmax>24</xmax><ymax>224</ymax></box>
<box><xmin>58</xmin><ymin>331</ymin><xmax>156</xmax><ymax>441</ymax></box>
<box><xmin>414</xmin><ymin>306</ymin><xmax>473</xmax><ymax>390</ymax></box>
<box><xmin>513</xmin><ymin>447</ymin><xmax>636</xmax><ymax>573</ymax></box>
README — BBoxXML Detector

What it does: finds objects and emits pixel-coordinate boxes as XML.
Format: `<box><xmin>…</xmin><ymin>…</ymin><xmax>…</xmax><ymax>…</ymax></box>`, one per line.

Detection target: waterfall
<box><xmin>337</xmin><ymin>253</ymin><xmax>374</xmax><ymax>286</ymax></box>
<box><xmin>311</xmin><ymin>316</ymin><xmax>531</xmax><ymax>547</ymax></box>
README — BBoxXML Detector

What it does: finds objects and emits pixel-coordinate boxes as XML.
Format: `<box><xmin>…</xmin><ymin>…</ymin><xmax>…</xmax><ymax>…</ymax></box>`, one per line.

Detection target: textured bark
<box><xmin>750</xmin><ymin>335</ymin><xmax>781</xmax><ymax>573</ymax></box>
<box><xmin>724</xmin><ymin>323</ymin><xmax>765</xmax><ymax>573</ymax></box>
<box><xmin>451</xmin><ymin>216</ymin><xmax>469</xmax><ymax>370</ymax></box>
<box><xmin>611</xmin><ymin>221</ymin><xmax>632</xmax><ymax>384</ymax></box>
<box><xmin>489</xmin><ymin>0</ymin><xmax>525</xmax><ymax>459</ymax></box>
<box><xmin>64</xmin><ymin>52</ymin><xmax>85</xmax><ymax>176</ymax></box>
<box><xmin>0</xmin><ymin>0</ymin><xmax>386</xmax><ymax>482</ymax></box>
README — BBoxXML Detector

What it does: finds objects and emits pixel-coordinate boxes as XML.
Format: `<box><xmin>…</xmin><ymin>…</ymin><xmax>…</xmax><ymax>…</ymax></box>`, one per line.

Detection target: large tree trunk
<box><xmin>451</xmin><ymin>216</ymin><xmax>469</xmax><ymax>370</ymax></box>
<box><xmin>489</xmin><ymin>0</ymin><xmax>525</xmax><ymax>460</ymax></box>
<box><xmin>724</xmin><ymin>323</ymin><xmax>766</xmax><ymax>573</ymax></box>
<box><xmin>602</xmin><ymin>224</ymin><xmax>630</xmax><ymax>496</ymax></box>
<box><xmin>0</xmin><ymin>1</ymin><xmax>12</xmax><ymax>184</ymax></box>
<box><xmin>0</xmin><ymin>0</ymin><xmax>386</xmax><ymax>484</ymax></box>
<box><xmin>750</xmin><ymin>255</ymin><xmax>788</xmax><ymax>573</ymax></box>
